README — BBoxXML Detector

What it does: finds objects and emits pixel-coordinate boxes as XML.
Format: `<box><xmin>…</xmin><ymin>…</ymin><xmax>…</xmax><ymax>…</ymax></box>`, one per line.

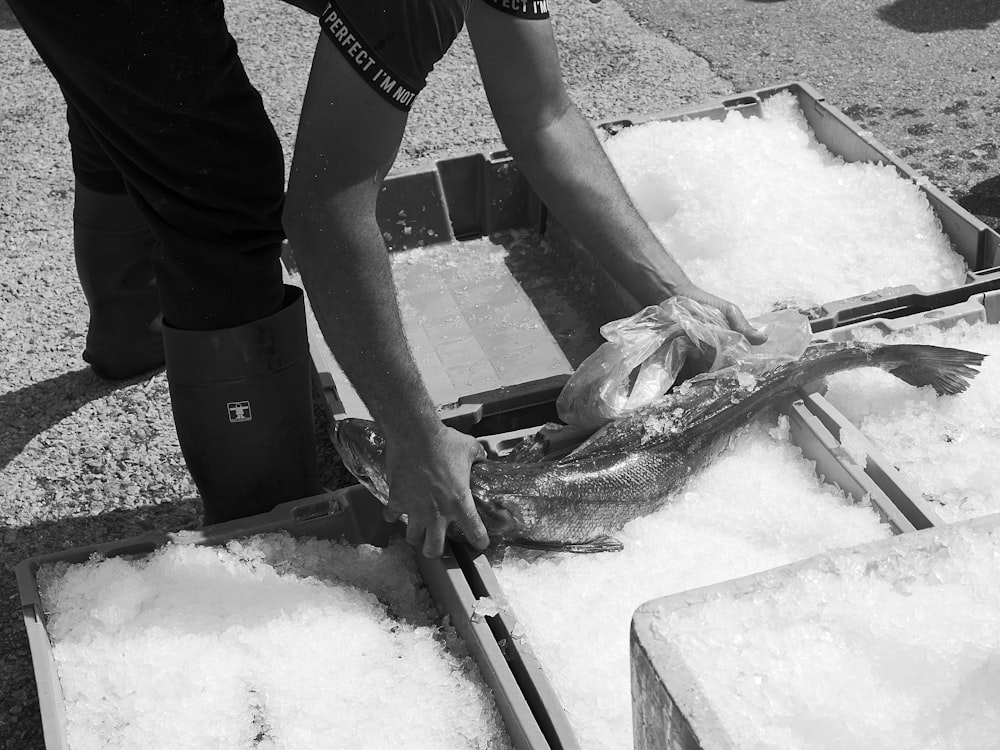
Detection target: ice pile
<box><xmin>653</xmin><ymin>521</ymin><xmax>1000</xmax><ymax>749</ymax></box>
<box><xmin>603</xmin><ymin>92</ymin><xmax>967</xmax><ymax>317</ymax></box>
<box><xmin>494</xmin><ymin>417</ymin><xmax>891</xmax><ymax>750</ymax></box>
<box><xmin>824</xmin><ymin>319</ymin><xmax>1000</xmax><ymax>523</ymax></box>
<box><xmin>39</xmin><ymin>534</ymin><xmax>511</xmax><ymax>750</ymax></box>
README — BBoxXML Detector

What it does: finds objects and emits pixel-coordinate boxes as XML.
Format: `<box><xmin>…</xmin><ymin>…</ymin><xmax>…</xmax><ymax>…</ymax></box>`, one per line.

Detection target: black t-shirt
<box><xmin>319</xmin><ymin>0</ymin><xmax>549</xmax><ymax>112</ymax></box>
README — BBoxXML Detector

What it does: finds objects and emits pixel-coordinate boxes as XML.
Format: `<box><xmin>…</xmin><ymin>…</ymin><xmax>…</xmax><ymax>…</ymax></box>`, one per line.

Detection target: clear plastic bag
<box><xmin>556</xmin><ymin>297</ymin><xmax>812</xmax><ymax>428</ymax></box>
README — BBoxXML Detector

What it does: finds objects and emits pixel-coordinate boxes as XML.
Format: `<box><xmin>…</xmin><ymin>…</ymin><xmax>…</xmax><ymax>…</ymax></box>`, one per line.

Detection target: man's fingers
<box><xmin>404</xmin><ymin>516</ymin><xmax>426</xmax><ymax>548</ymax></box>
<box><xmin>457</xmin><ymin>500</ymin><xmax>490</xmax><ymax>551</ymax></box>
<box><xmin>727</xmin><ymin>307</ymin><xmax>768</xmax><ymax>345</ymax></box>
<box><xmin>461</xmin><ymin>443</ymin><xmax>491</xmax><ymax>550</ymax></box>
<box><xmin>422</xmin><ymin>517</ymin><xmax>448</xmax><ymax>559</ymax></box>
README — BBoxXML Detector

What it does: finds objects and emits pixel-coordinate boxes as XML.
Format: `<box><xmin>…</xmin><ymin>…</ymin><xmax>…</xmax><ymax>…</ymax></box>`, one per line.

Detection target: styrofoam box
<box><xmin>629</xmin><ymin>511</ymin><xmax>1000</xmax><ymax>750</ymax></box>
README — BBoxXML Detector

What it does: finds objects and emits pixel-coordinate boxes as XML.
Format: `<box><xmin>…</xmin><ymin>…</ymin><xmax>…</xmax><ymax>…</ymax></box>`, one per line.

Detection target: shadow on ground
<box><xmin>0</xmin><ymin>368</ymin><xmax>163</xmax><ymax>473</ymax></box>
<box><xmin>878</xmin><ymin>0</ymin><xmax>1000</xmax><ymax>32</ymax></box>
<box><xmin>958</xmin><ymin>173</ymin><xmax>1000</xmax><ymax>234</ymax></box>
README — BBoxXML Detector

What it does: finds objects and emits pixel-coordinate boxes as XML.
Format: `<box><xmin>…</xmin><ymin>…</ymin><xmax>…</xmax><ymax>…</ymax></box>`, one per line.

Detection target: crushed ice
<box><xmin>603</xmin><ymin>92</ymin><xmax>966</xmax><ymax>318</ymax></box>
<box><xmin>38</xmin><ymin>534</ymin><xmax>512</xmax><ymax>750</ymax></box>
<box><xmin>494</xmin><ymin>417</ymin><xmax>891</xmax><ymax>749</ymax></box>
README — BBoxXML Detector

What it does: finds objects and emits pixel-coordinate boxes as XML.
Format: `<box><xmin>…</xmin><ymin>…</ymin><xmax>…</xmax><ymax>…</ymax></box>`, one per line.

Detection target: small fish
<box><xmin>334</xmin><ymin>342</ymin><xmax>985</xmax><ymax>553</ymax></box>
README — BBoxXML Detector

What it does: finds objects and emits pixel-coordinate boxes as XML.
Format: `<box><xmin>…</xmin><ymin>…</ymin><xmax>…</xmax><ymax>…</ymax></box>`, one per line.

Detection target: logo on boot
<box><xmin>228</xmin><ymin>401</ymin><xmax>252</xmax><ymax>423</ymax></box>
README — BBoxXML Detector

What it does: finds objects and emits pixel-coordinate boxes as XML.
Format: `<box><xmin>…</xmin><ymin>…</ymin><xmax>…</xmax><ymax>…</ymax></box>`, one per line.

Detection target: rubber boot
<box><xmin>73</xmin><ymin>183</ymin><xmax>165</xmax><ymax>379</ymax></box>
<box><xmin>162</xmin><ymin>285</ymin><xmax>323</xmax><ymax>525</ymax></box>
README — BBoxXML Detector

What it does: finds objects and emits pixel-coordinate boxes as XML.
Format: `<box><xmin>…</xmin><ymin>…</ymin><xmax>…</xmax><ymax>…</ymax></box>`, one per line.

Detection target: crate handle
<box><xmin>289</xmin><ymin>493</ymin><xmax>350</xmax><ymax>524</ymax></box>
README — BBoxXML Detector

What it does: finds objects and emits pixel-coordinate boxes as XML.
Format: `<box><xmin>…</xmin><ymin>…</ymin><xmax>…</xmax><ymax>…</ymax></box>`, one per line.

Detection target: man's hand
<box><xmin>382</xmin><ymin>424</ymin><xmax>491</xmax><ymax>559</ymax></box>
<box><xmin>671</xmin><ymin>282</ymin><xmax>768</xmax><ymax>345</ymax></box>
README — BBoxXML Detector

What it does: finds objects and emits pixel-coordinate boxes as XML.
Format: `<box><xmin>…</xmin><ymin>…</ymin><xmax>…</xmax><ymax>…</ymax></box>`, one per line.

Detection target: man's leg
<box><xmin>8</xmin><ymin>0</ymin><xmax>322</xmax><ymax>521</ymax></box>
<box><xmin>69</xmin><ymin>102</ymin><xmax>165</xmax><ymax>380</ymax></box>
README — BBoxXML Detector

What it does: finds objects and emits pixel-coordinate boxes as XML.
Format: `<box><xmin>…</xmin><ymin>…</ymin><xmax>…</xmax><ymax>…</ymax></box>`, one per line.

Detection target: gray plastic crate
<box><xmin>569</xmin><ymin>80</ymin><xmax>1000</xmax><ymax>332</ymax></box>
<box><xmin>287</xmin><ymin>80</ymin><xmax>1000</xmax><ymax>437</ymax></box>
<box><xmin>452</xmin><ymin>393</ymin><xmax>922</xmax><ymax>749</ymax></box>
<box><xmin>810</xmin><ymin>287</ymin><xmax>1000</xmax><ymax>528</ymax></box>
<box><xmin>15</xmin><ymin>487</ymin><xmax>572</xmax><ymax>750</ymax></box>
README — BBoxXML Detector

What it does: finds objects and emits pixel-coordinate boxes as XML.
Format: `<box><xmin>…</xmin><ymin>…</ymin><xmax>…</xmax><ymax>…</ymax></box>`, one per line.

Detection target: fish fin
<box><xmin>884</xmin><ymin>344</ymin><xmax>986</xmax><ymax>396</ymax></box>
<box><xmin>499</xmin><ymin>432</ymin><xmax>551</xmax><ymax>463</ymax></box>
<box><xmin>502</xmin><ymin>422</ymin><xmax>599</xmax><ymax>463</ymax></box>
<box><xmin>512</xmin><ymin>535</ymin><xmax>624</xmax><ymax>554</ymax></box>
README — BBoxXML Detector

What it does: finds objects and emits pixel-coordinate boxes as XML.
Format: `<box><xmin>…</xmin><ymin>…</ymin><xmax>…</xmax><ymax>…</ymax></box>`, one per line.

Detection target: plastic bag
<box><xmin>556</xmin><ymin>297</ymin><xmax>811</xmax><ymax>429</ymax></box>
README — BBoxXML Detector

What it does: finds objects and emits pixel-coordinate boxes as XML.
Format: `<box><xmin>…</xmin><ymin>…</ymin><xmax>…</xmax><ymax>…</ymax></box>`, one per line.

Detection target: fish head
<box><xmin>335</xmin><ymin>419</ymin><xmax>528</xmax><ymax>545</ymax></box>
<box><xmin>333</xmin><ymin>418</ymin><xmax>390</xmax><ymax>502</ymax></box>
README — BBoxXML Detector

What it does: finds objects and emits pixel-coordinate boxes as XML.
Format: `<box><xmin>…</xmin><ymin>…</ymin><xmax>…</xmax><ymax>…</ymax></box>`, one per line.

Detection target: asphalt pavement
<box><xmin>619</xmin><ymin>0</ymin><xmax>1000</xmax><ymax>228</ymax></box>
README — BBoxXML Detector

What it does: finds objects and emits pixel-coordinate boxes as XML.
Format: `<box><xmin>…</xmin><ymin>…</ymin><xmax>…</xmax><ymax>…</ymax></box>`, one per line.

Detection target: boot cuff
<box><xmin>163</xmin><ymin>285</ymin><xmax>309</xmax><ymax>384</ymax></box>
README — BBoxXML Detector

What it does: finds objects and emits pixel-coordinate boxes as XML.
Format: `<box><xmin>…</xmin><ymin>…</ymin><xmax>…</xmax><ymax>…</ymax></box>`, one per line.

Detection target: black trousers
<box><xmin>8</xmin><ymin>0</ymin><xmax>287</xmax><ymax>331</ymax></box>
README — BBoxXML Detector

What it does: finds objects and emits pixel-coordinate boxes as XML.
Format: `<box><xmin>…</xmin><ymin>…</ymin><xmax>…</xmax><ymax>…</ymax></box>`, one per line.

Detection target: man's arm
<box><xmin>283</xmin><ymin>35</ymin><xmax>489</xmax><ymax>558</ymax></box>
<box><xmin>466</xmin><ymin>6</ymin><xmax>765</xmax><ymax>342</ymax></box>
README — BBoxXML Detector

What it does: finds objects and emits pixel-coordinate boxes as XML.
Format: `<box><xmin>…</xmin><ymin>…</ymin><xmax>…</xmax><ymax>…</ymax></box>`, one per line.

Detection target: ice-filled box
<box><xmin>286</xmin><ymin>81</ymin><xmax>1000</xmax><ymax>437</ymax></box>
<box><xmin>811</xmin><ymin>287</ymin><xmax>1000</xmax><ymax>526</ymax></box>
<box><xmin>15</xmin><ymin>487</ymin><xmax>570</xmax><ymax>750</ymax></box>
<box><xmin>630</xmin><ymin>512</ymin><xmax>1000</xmax><ymax>750</ymax></box>
<box><xmin>579</xmin><ymin>81</ymin><xmax>1000</xmax><ymax>332</ymax></box>
<box><xmin>435</xmin><ymin>379</ymin><xmax>931</xmax><ymax>750</ymax></box>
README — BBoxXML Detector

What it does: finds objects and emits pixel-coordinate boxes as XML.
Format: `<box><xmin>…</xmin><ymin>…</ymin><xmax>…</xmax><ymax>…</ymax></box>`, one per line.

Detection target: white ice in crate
<box><xmin>472</xmin><ymin>596</ymin><xmax>502</xmax><ymax>621</ymax></box>
<box><xmin>652</xmin><ymin>523</ymin><xmax>1000</xmax><ymax>749</ymax></box>
<box><xmin>493</xmin><ymin>416</ymin><xmax>891</xmax><ymax>750</ymax></box>
<box><xmin>39</xmin><ymin>535</ymin><xmax>512</xmax><ymax>750</ymax></box>
<box><xmin>824</xmin><ymin>319</ymin><xmax>1000</xmax><ymax>522</ymax></box>
<box><xmin>603</xmin><ymin>92</ymin><xmax>967</xmax><ymax>318</ymax></box>
<box><xmin>837</xmin><ymin>424</ymin><xmax>870</xmax><ymax>468</ymax></box>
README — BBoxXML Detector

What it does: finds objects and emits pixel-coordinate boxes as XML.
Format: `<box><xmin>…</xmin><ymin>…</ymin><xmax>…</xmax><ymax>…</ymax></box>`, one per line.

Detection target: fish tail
<box><xmin>876</xmin><ymin>343</ymin><xmax>986</xmax><ymax>395</ymax></box>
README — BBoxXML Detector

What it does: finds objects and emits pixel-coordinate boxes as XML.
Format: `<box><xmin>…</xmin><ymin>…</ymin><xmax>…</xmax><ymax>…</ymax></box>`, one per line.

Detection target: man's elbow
<box><xmin>283</xmin><ymin>182</ymin><xmax>380</xmax><ymax>262</ymax></box>
<box><xmin>498</xmin><ymin>92</ymin><xmax>575</xmax><ymax>152</ymax></box>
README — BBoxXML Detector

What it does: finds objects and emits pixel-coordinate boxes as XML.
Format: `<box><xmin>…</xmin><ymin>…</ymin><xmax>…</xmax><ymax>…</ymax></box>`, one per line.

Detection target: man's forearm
<box><xmin>504</xmin><ymin>103</ymin><xmax>693</xmax><ymax>307</ymax></box>
<box><xmin>291</xmin><ymin>216</ymin><xmax>441</xmax><ymax>441</ymax></box>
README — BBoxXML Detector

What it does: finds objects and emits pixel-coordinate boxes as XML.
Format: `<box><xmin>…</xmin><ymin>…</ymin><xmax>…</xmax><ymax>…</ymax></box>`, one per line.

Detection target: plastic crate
<box><xmin>442</xmin><ymin>390</ymin><xmax>923</xmax><ymax>749</ymax></box>
<box><xmin>805</xmin><ymin>287</ymin><xmax>1000</xmax><ymax>528</ymax></box>
<box><xmin>15</xmin><ymin>487</ymin><xmax>571</xmax><ymax>750</ymax></box>
<box><xmin>285</xmin><ymin>80</ymin><xmax>1000</xmax><ymax>437</ymax></box>
<box><xmin>629</xmin><ymin>511</ymin><xmax>1000</xmax><ymax>750</ymax></box>
<box><xmin>556</xmin><ymin>80</ymin><xmax>1000</xmax><ymax>333</ymax></box>
<box><xmin>280</xmin><ymin>146</ymin><xmax>603</xmax><ymax>436</ymax></box>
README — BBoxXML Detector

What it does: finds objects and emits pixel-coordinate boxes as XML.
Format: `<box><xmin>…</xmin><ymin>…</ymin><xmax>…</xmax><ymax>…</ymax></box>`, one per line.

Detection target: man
<box><xmin>7</xmin><ymin>0</ymin><xmax>326</xmax><ymax>526</ymax></box>
<box><xmin>8</xmin><ymin>0</ymin><xmax>761</xmax><ymax>558</ymax></box>
<box><xmin>283</xmin><ymin>0</ymin><xmax>766</xmax><ymax>558</ymax></box>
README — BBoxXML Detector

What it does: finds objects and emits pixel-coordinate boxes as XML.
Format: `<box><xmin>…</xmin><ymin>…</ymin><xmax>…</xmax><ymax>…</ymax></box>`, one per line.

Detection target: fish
<box><xmin>333</xmin><ymin>341</ymin><xmax>985</xmax><ymax>553</ymax></box>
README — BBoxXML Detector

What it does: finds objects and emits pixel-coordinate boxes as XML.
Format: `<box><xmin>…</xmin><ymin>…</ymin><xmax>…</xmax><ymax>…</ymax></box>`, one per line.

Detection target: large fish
<box><xmin>334</xmin><ymin>341</ymin><xmax>985</xmax><ymax>552</ymax></box>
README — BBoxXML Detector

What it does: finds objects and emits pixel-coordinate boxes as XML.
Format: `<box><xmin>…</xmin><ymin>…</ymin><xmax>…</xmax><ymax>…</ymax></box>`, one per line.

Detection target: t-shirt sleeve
<box><xmin>477</xmin><ymin>0</ymin><xmax>550</xmax><ymax>20</ymax></box>
<box><xmin>319</xmin><ymin>0</ymin><xmax>467</xmax><ymax>112</ymax></box>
